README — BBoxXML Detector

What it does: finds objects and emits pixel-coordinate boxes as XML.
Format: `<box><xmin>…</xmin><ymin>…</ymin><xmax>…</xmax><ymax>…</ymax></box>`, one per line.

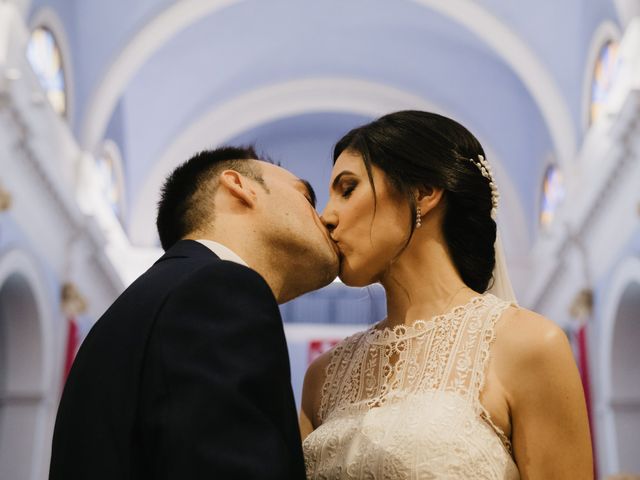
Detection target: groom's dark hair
<box><xmin>156</xmin><ymin>146</ymin><xmax>267</xmax><ymax>251</ymax></box>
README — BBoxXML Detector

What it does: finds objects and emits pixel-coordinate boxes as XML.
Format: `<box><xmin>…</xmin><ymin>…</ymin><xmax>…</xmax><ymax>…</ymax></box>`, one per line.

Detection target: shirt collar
<box><xmin>195</xmin><ymin>239</ymin><xmax>249</xmax><ymax>267</ymax></box>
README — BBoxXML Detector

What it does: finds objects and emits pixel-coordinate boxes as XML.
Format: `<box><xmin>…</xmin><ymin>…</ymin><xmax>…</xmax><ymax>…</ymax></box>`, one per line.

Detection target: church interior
<box><xmin>0</xmin><ymin>0</ymin><xmax>639</xmax><ymax>478</ymax></box>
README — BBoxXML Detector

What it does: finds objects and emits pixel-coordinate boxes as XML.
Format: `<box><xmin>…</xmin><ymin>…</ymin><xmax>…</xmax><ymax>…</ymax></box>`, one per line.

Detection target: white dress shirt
<box><xmin>195</xmin><ymin>239</ymin><xmax>249</xmax><ymax>267</ymax></box>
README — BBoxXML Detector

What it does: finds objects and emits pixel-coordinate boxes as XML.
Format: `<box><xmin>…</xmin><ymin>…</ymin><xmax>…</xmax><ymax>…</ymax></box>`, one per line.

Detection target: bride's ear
<box><xmin>416</xmin><ymin>186</ymin><xmax>445</xmax><ymax>216</ymax></box>
<box><xmin>218</xmin><ymin>170</ymin><xmax>258</xmax><ymax>208</ymax></box>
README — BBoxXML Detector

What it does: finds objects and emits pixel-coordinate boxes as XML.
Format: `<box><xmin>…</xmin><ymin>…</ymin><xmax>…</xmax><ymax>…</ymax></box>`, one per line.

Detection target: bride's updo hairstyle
<box><xmin>334</xmin><ymin>110</ymin><xmax>496</xmax><ymax>293</ymax></box>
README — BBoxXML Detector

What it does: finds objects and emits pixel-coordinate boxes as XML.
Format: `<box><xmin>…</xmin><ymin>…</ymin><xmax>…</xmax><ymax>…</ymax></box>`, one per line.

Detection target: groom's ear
<box><xmin>218</xmin><ymin>170</ymin><xmax>258</xmax><ymax>208</ymax></box>
<box><xmin>416</xmin><ymin>185</ymin><xmax>445</xmax><ymax>216</ymax></box>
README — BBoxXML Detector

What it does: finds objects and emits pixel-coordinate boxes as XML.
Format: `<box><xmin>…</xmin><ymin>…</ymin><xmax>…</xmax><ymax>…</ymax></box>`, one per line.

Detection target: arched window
<box><xmin>590</xmin><ymin>40</ymin><xmax>620</xmax><ymax>125</ymax></box>
<box><xmin>26</xmin><ymin>27</ymin><xmax>67</xmax><ymax>116</ymax></box>
<box><xmin>96</xmin><ymin>141</ymin><xmax>126</xmax><ymax>224</ymax></box>
<box><xmin>540</xmin><ymin>164</ymin><xmax>565</xmax><ymax>229</ymax></box>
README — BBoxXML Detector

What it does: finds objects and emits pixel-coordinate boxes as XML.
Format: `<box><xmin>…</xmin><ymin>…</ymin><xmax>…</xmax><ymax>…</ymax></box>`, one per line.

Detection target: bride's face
<box><xmin>321</xmin><ymin>150</ymin><xmax>412</xmax><ymax>286</ymax></box>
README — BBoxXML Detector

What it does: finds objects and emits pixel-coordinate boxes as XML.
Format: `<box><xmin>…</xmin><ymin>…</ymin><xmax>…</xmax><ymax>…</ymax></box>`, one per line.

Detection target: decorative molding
<box><xmin>528</xmin><ymin>24</ymin><xmax>640</xmax><ymax>311</ymax></box>
<box><xmin>0</xmin><ymin>180</ymin><xmax>12</xmax><ymax>211</ymax></box>
<box><xmin>0</xmin><ymin>91</ymin><xmax>124</xmax><ymax>295</ymax></box>
<box><xmin>0</xmin><ymin>2</ymin><xmax>131</xmax><ymax>298</ymax></box>
<box><xmin>530</xmin><ymin>120</ymin><xmax>638</xmax><ymax>312</ymax></box>
<box><xmin>0</xmin><ymin>90</ymin><xmax>80</xmax><ymax>231</ymax></box>
<box><xmin>60</xmin><ymin>281</ymin><xmax>88</xmax><ymax>316</ymax></box>
<box><xmin>1</xmin><ymin>4</ymin><xmax>118</xmax><ymax>294</ymax></box>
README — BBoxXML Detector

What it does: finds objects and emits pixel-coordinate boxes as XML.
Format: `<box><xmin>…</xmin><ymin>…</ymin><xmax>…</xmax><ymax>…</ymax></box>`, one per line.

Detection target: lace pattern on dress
<box><xmin>317</xmin><ymin>294</ymin><xmax>514</xmax><ymax>451</ymax></box>
<box><xmin>475</xmin><ymin>300</ymin><xmax>515</xmax><ymax>454</ymax></box>
<box><xmin>304</xmin><ymin>293</ymin><xmax>520</xmax><ymax>479</ymax></box>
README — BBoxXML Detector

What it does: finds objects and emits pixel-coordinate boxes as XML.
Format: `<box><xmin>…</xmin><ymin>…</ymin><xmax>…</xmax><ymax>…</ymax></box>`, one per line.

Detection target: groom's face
<box><xmin>256</xmin><ymin>162</ymin><xmax>339</xmax><ymax>292</ymax></box>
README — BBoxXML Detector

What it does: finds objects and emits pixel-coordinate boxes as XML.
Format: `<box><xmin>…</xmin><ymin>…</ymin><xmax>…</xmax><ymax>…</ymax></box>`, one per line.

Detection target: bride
<box><xmin>300</xmin><ymin>111</ymin><xmax>593</xmax><ymax>479</ymax></box>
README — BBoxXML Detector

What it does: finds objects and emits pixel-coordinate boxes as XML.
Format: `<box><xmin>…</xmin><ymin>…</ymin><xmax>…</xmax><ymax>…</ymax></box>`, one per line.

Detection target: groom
<box><xmin>49</xmin><ymin>146</ymin><xmax>339</xmax><ymax>479</ymax></box>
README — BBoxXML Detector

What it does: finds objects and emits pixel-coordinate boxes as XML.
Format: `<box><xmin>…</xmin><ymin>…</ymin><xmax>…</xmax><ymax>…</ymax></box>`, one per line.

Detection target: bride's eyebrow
<box><xmin>331</xmin><ymin>171</ymin><xmax>357</xmax><ymax>190</ymax></box>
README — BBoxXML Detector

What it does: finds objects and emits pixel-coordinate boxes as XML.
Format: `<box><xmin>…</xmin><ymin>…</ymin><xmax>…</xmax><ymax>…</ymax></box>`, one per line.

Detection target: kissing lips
<box><xmin>332</xmin><ymin>241</ymin><xmax>346</xmax><ymax>262</ymax></box>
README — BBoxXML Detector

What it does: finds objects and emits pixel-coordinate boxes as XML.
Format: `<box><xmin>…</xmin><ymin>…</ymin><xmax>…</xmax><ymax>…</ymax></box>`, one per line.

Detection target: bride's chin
<box><xmin>338</xmin><ymin>264</ymin><xmax>375</xmax><ymax>288</ymax></box>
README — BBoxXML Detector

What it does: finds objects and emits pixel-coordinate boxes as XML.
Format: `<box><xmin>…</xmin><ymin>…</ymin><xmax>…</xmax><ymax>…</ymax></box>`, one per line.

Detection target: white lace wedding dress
<box><xmin>303</xmin><ymin>293</ymin><xmax>520</xmax><ymax>479</ymax></box>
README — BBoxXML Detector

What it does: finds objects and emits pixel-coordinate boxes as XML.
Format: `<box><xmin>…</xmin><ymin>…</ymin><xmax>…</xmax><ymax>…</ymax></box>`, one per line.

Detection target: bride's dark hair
<box><xmin>333</xmin><ymin>110</ymin><xmax>496</xmax><ymax>293</ymax></box>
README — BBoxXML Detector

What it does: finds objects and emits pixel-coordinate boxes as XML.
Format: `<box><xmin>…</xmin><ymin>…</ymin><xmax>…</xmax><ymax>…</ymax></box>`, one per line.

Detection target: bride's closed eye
<box><xmin>341</xmin><ymin>182</ymin><xmax>357</xmax><ymax>199</ymax></box>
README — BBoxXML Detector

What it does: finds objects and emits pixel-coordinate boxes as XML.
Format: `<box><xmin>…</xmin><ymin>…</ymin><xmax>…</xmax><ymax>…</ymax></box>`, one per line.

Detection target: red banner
<box><xmin>576</xmin><ymin>325</ymin><xmax>597</xmax><ymax>477</ymax></box>
<box><xmin>307</xmin><ymin>339</ymin><xmax>340</xmax><ymax>365</ymax></box>
<box><xmin>63</xmin><ymin>317</ymin><xmax>79</xmax><ymax>381</ymax></box>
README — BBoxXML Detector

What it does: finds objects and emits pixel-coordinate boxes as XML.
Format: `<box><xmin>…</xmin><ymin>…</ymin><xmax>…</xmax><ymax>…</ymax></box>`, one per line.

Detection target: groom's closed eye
<box><xmin>299</xmin><ymin>179</ymin><xmax>317</xmax><ymax>208</ymax></box>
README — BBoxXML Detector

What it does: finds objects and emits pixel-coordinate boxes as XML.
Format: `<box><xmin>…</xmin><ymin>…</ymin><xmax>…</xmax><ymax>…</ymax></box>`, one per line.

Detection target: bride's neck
<box><xmin>380</xmin><ymin>235</ymin><xmax>474</xmax><ymax>329</ymax></box>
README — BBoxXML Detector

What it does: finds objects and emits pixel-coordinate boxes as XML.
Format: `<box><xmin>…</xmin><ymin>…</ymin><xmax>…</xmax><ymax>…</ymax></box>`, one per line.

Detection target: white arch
<box><xmin>129</xmin><ymin>77</ymin><xmax>529</xmax><ymax>261</ymax></box>
<box><xmin>81</xmin><ymin>0</ymin><xmax>575</xmax><ymax>165</ymax></box>
<box><xmin>81</xmin><ymin>0</ymin><xmax>243</xmax><ymax>152</ymax></box>
<box><xmin>0</xmin><ymin>248</ymin><xmax>57</xmax><ymax>480</ymax></box>
<box><xmin>597</xmin><ymin>256</ymin><xmax>640</xmax><ymax>475</ymax></box>
<box><xmin>613</xmin><ymin>0</ymin><xmax>640</xmax><ymax>28</ymax></box>
<box><xmin>0</xmin><ymin>249</ymin><xmax>55</xmax><ymax>395</ymax></box>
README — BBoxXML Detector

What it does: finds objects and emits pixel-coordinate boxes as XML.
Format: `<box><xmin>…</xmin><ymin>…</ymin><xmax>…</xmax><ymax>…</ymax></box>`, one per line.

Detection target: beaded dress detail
<box><xmin>303</xmin><ymin>293</ymin><xmax>520</xmax><ymax>479</ymax></box>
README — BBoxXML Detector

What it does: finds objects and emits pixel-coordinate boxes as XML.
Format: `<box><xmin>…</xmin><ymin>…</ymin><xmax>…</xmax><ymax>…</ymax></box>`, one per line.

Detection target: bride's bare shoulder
<box><xmin>495</xmin><ymin>306</ymin><xmax>567</xmax><ymax>356</ymax></box>
<box><xmin>493</xmin><ymin>305</ymin><xmax>574</xmax><ymax>385</ymax></box>
<box><xmin>491</xmin><ymin>305</ymin><xmax>592</xmax><ymax>475</ymax></box>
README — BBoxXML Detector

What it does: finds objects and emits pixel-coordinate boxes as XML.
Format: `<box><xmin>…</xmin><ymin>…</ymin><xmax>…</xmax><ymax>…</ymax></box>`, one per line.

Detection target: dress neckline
<box><xmin>365</xmin><ymin>293</ymin><xmax>498</xmax><ymax>344</ymax></box>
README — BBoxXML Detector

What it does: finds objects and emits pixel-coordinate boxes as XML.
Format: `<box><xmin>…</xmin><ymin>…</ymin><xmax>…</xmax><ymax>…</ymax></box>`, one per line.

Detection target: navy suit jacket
<box><xmin>49</xmin><ymin>240</ymin><xmax>305</xmax><ymax>479</ymax></box>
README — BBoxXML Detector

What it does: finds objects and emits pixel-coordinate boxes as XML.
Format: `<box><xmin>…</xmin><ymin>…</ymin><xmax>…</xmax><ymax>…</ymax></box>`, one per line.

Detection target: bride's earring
<box><xmin>416</xmin><ymin>206</ymin><xmax>422</xmax><ymax>229</ymax></box>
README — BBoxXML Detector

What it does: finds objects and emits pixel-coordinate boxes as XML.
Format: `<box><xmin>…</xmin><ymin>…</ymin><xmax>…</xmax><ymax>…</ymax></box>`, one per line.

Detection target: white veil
<box><xmin>486</xmin><ymin>230</ymin><xmax>518</xmax><ymax>304</ymax></box>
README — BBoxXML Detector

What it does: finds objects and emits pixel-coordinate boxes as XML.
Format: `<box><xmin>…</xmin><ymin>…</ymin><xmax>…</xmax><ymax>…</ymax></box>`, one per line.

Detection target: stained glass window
<box><xmin>540</xmin><ymin>164</ymin><xmax>565</xmax><ymax>229</ymax></box>
<box><xmin>96</xmin><ymin>142</ymin><xmax>125</xmax><ymax>223</ymax></box>
<box><xmin>26</xmin><ymin>27</ymin><xmax>66</xmax><ymax>116</ymax></box>
<box><xmin>590</xmin><ymin>40</ymin><xmax>620</xmax><ymax>125</ymax></box>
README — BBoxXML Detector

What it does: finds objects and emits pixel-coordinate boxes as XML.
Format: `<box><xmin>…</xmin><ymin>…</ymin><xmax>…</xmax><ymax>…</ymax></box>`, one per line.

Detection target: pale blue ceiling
<box><xmin>24</xmin><ymin>0</ymin><xmax>621</xmax><ymax>247</ymax></box>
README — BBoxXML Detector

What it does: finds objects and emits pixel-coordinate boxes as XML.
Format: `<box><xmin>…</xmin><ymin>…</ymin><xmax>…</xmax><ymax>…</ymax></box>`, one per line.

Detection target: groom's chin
<box><xmin>319</xmin><ymin>250</ymin><xmax>340</xmax><ymax>282</ymax></box>
<box><xmin>313</xmin><ymin>265</ymin><xmax>340</xmax><ymax>291</ymax></box>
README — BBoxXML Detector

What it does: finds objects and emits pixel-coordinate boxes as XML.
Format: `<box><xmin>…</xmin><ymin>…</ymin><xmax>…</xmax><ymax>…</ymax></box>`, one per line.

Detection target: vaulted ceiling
<box><xmin>23</xmin><ymin>0</ymin><xmax>624</xmax><ymax>269</ymax></box>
